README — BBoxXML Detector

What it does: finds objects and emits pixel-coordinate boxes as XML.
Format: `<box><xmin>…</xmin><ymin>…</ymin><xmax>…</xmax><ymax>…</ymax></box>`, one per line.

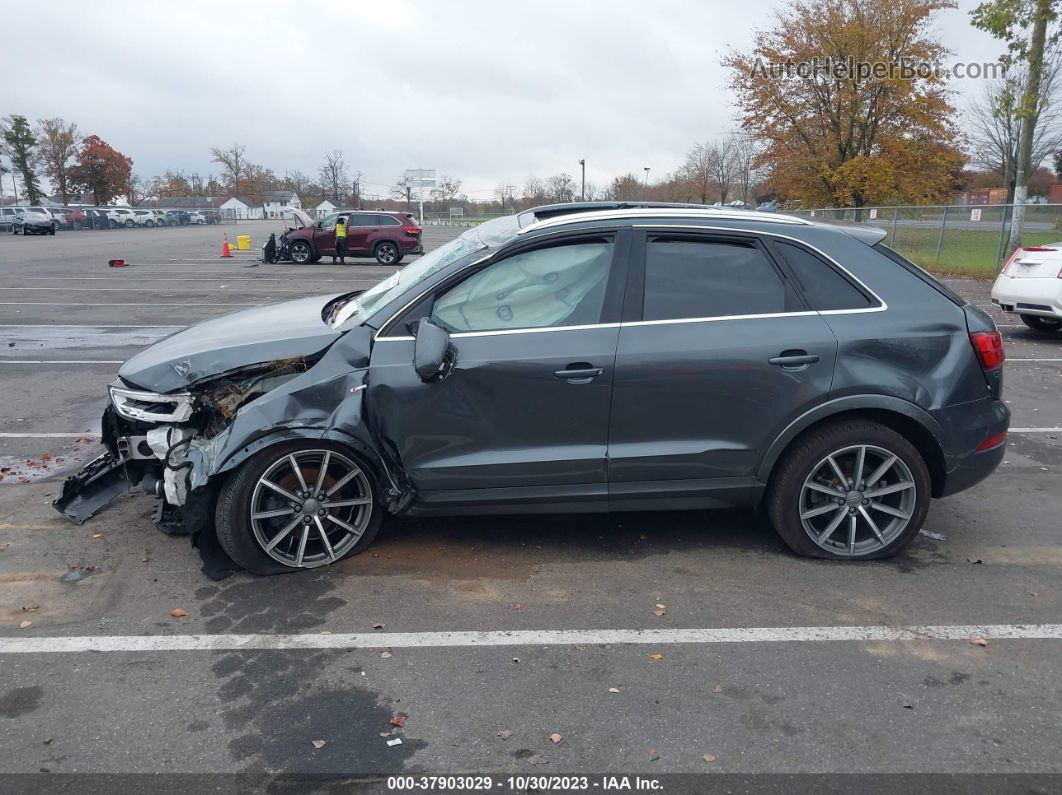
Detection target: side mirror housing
<box><xmin>413</xmin><ymin>319</ymin><xmax>452</xmax><ymax>382</ymax></box>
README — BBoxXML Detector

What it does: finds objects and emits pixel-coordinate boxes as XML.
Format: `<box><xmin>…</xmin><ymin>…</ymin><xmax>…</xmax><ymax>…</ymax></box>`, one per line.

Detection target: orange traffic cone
<box><xmin>222</xmin><ymin>237</ymin><xmax>232</xmax><ymax>258</ymax></box>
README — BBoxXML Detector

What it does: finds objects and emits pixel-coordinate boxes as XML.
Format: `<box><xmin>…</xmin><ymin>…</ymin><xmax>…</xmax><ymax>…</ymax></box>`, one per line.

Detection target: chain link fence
<box><xmin>792</xmin><ymin>204</ymin><xmax>1062</xmax><ymax>277</ymax></box>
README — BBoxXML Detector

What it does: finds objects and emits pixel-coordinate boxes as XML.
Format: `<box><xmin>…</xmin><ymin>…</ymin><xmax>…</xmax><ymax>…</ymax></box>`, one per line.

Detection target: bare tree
<box><xmin>210</xmin><ymin>142</ymin><xmax>247</xmax><ymax>192</ymax></box>
<box><xmin>430</xmin><ymin>174</ymin><xmax>462</xmax><ymax>204</ymax></box>
<box><xmin>319</xmin><ymin>149</ymin><xmax>348</xmax><ymax>201</ymax></box>
<box><xmin>522</xmin><ymin>175</ymin><xmax>547</xmax><ymax>206</ymax></box>
<box><xmin>544</xmin><ymin>173</ymin><xmax>576</xmax><ymax>202</ymax></box>
<box><xmin>126</xmin><ymin>173</ymin><xmax>145</xmax><ymax>206</ymax></box>
<box><xmin>36</xmin><ymin>118</ymin><xmax>80</xmax><ymax>204</ymax></box>
<box><xmin>390</xmin><ymin>174</ymin><xmax>414</xmax><ymax>209</ymax></box>
<box><xmin>731</xmin><ymin>133</ymin><xmax>760</xmax><ymax>205</ymax></box>
<box><xmin>966</xmin><ymin>55</ymin><xmax>1062</xmax><ymax>202</ymax></box>
<box><xmin>682</xmin><ymin>142</ymin><xmax>714</xmax><ymax>203</ymax></box>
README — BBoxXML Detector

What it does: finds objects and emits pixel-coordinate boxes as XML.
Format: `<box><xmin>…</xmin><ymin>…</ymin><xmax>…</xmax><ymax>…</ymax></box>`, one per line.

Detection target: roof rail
<box><xmin>518</xmin><ymin>206</ymin><xmax>811</xmax><ymax>235</ymax></box>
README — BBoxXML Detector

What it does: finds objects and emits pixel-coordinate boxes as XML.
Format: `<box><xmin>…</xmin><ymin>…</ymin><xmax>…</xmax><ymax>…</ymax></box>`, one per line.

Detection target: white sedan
<box><xmin>991</xmin><ymin>245</ymin><xmax>1062</xmax><ymax>334</ymax></box>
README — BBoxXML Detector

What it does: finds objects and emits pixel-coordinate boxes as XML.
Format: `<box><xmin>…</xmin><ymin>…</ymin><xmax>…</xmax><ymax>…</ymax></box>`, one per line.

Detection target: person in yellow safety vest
<box><xmin>333</xmin><ymin>215</ymin><xmax>347</xmax><ymax>264</ymax></box>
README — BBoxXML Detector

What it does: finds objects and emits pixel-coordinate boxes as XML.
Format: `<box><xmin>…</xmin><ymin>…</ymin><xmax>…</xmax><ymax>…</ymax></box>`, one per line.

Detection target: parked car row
<box><xmin>0</xmin><ymin>205</ymin><xmax>223</xmax><ymax>232</ymax></box>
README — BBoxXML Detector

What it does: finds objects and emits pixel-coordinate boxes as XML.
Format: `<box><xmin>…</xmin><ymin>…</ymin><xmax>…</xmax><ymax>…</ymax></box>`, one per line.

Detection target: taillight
<box><xmin>400</xmin><ymin>225</ymin><xmax>421</xmax><ymax>236</ymax></box>
<box><xmin>969</xmin><ymin>330</ymin><xmax>1005</xmax><ymax>370</ymax></box>
<box><xmin>975</xmin><ymin>430</ymin><xmax>1007</xmax><ymax>452</ymax></box>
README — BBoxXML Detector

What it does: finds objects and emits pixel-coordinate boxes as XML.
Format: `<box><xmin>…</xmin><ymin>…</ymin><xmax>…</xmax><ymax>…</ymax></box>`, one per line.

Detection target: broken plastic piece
<box><xmin>52</xmin><ymin>453</ymin><xmax>129</xmax><ymax>524</ymax></box>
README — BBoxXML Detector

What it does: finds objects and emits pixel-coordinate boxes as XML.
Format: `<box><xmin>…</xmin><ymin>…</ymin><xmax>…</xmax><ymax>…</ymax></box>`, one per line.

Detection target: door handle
<box><xmin>768</xmin><ymin>352</ymin><xmax>820</xmax><ymax>368</ymax></box>
<box><xmin>554</xmin><ymin>363</ymin><xmax>605</xmax><ymax>381</ymax></box>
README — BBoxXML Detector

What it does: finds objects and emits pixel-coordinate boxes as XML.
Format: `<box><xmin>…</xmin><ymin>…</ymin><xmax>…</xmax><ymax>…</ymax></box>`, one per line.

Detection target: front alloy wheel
<box><xmin>216</xmin><ymin>442</ymin><xmax>381</xmax><ymax>574</ymax></box>
<box><xmin>290</xmin><ymin>240</ymin><xmax>313</xmax><ymax>264</ymax></box>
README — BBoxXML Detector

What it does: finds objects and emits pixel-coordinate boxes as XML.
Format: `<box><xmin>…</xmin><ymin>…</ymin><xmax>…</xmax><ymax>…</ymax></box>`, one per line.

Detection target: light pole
<box><xmin>643</xmin><ymin>167</ymin><xmax>651</xmax><ymax>199</ymax></box>
<box><xmin>578</xmin><ymin>159</ymin><xmax>586</xmax><ymax>202</ymax></box>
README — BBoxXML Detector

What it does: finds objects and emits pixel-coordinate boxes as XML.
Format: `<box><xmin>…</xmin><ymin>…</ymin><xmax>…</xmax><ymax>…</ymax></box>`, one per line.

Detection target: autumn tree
<box><xmin>210</xmin><ymin>142</ymin><xmax>247</xmax><ymax>192</ymax></box>
<box><xmin>36</xmin><ymin>118</ymin><xmax>80</xmax><ymax>205</ymax></box>
<box><xmin>68</xmin><ymin>135</ymin><xmax>132</xmax><ymax>205</ymax></box>
<box><xmin>724</xmin><ymin>0</ymin><xmax>964</xmax><ymax>208</ymax></box>
<box><xmin>972</xmin><ymin>0</ymin><xmax>1060</xmax><ymax>248</ymax></box>
<box><xmin>1</xmin><ymin>115</ymin><xmax>42</xmax><ymax>204</ymax></box>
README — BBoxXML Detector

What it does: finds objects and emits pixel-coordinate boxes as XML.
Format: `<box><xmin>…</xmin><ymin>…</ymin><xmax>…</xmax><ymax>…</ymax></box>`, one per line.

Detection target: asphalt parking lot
<box><xmin>0</xmin><ymin>224</ymin><xmax>1060</xmax><ymax>784</ymax></box>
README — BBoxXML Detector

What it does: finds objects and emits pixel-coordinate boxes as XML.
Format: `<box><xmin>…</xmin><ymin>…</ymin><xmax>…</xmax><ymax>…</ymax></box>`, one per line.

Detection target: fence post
<box><xmin>934</xmin><ymin>206</ymin><xmax>949</xmax><ymax>267</ymax></box>
<box><xmin>995</xmin><ymin>204</ymin><xmax>1011</xmax><ymax>272</ymax></box>
<box><xmin>890</xmin><ymin>207</ymin><xmax>898</xmax><ymax>247</ymax></box>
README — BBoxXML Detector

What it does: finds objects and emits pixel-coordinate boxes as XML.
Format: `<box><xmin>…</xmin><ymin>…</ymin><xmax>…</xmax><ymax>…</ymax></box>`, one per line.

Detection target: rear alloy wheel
<box><xmin>768</xmin><ymin>420</ymin><xmax>930</xmax><ymax>560</ymax></box>
<box><xmin>216</xmin><ymin>442</ymin><xmax>381</xmax><ymax>574</ymax></box>
<box><xmin>374</xmin><ymin>241</ymin><xmax>399</xmax><ymax>265</ymax></box>
<box><xmin>1020</xmin><ymin>314</ymin><xmax>1062</xmax><ymax>334</ymax></box>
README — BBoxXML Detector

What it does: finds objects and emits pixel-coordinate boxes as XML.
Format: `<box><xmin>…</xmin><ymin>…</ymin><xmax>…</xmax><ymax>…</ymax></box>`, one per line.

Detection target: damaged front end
<box><xmin>54</xmin><ymin>357</ymin><xmax>315</xmax><ymax>533</ymax></box>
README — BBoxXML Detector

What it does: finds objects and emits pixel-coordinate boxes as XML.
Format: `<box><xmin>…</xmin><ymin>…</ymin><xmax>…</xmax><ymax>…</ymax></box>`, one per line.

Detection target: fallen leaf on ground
<box><xmin>902</xmin><ymin>700</ymin><xmax>914</xmax><ymax>709</ymax></box>
<box><xmin>386</xmin><ymin>737</ymin><xmax>403</xmax><ymax>747</ymax></box>
<box><xmin>703</xmin><ymin>753</ymin><xmax>718</xmax><ymax>763</ymax></box>
<box><xmin>390</xmin><ymin>714</ymin><xmax>406</xmax><ymax>728</ymax></box>
<box><xmin>381</xmin><ymin>650</ymin><xmax>393</xmax><ymax>659</ymax></box>
<box><xmin>653</xmin><ymin>607</ymin><xmax>667</xmax><ymax>617</ymax></box>
<box><xmin>527</xmin><ymin>754</ymin><xmax>547</xmax><ymax>765</ymax></box>
<box><xmin>91</xmin><ymin>533</ymin><xmax>103</xmax><ymax>540</ymax></box>
<box><xmin>169</xmin><ymin>608</ymin><xmax>188</xmax><ymax>618</ymax></box>
<box><xmin>372</xmin><ymin>622</ymin><xmax>385</xmax><ymax>630</ymax></box>
<box><xmin>22</xmin><ymin>603</ymin><xmax>39</xmax><ymax>612</ymax></box>
<box><xmin>311</xmin><ymin>739</ymin><xmax>326</xmax><ymax>749</ymax></box>
<box><xmin>320</xmin><ymin>629</ymin><xmax>331</xmax><ymax>635</ymax></box>
<box><xmin>649</xmin><ymin>653</ymin><xmax>664</xmax><ymax>660</ymax></box>
<box><xmin>549</xmin><ymin>733</ymin><xmax>563</xmax><ymax>744</ymax></box>
<box><xmin>19</xmin><ymin>620</ymin><xmax>32</xmax><ymax>629</ymax></box>
<box><xmin>497</xmin><ymin>729</ymin><xmax>513</xmax><ymax>740</ymax></box>
<box><xmin>711</xmin><ymin>685</ymin><xmax>724</xmax><ymax>694</ymax></box>
<box><xmin>919</xmin><ymin>531</ymin><xmax>946</xmax><ymax>541</ymax></box>
<box><xmin>608</xmin><ymin>687</ymin><xmax>620</xmax><ymax>693</ymax></box>
<box><xmin>970</xmin><ymin>637</ymin><xmax>988</xmax><ymax>647</ymax></box>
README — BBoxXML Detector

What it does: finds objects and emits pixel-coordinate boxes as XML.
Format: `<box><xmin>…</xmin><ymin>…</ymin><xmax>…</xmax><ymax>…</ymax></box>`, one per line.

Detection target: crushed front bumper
<box><xmin>52</xmin><ymin>452</ymin><xmax>131</xmax><ymax>524</ymax></box>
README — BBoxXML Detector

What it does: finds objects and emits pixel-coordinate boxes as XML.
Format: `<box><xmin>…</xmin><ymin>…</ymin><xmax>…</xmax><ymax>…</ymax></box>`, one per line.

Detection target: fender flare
<box><xmin>210</xmin><ymin>426</ymin><xmax>387</xmax><ymax>482</ymax></box>
<box><xmin>755</xmin><ymin>395</ymin><xmax>949</xmax><ymax>484</ymax></box>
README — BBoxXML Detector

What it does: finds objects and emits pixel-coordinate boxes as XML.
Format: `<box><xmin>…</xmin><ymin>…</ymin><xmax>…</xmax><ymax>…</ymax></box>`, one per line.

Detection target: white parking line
<box><xmin>1007</xmin><ymin>358</ymin><xmax>1062</xmax><ymax>362</ymax></box>
<box><xmin>0</xmin><ymin>432</ymin><xmax>96</xmax><ymax>438</ymax></box>
<box><xmin>0</xmin><ymin>287</ymin><xmax>309</xmax><ymax>292</ymax></box>
<box><xmin>2</xmin><ymin>623</ymin><xmax>1060</xmax><ymax>654</ymax></box>
<box><xmin>0</xmin><ymin>302</ymin><xmax>257</xmax><ymax>307</ymax></box>
<box><xmin>1010</xmin><ymin>427</ymin><xmax>1062</xmax><ymax>433</ymax></box>
<box><xmin>0</xmin><ymin>360</ymin><xmax>121</xmax><ymax>364</ymax></box>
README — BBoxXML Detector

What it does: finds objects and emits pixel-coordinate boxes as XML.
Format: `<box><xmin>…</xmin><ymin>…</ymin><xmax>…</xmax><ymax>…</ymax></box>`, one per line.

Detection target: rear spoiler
<box><xmin>818</xmin><ymin>220</ymin><xmax>889</xmax><ymax>246</ymax></box>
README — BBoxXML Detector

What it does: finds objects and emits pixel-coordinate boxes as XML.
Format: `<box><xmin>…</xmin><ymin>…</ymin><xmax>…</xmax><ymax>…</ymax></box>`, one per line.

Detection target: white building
<box><xmin>315</xmin><ymin>198</ymin><xmax>351</xmax><ymax>219</ymax></box>
<box><xmin>262</xmin><ymin>190</ymin><xmax>300</xmax><ymax>219</ymax></box>
<box><xmin>219</xmin><ymin>196</ymin><xmax>262</xmax><ymax>220</ymax></box>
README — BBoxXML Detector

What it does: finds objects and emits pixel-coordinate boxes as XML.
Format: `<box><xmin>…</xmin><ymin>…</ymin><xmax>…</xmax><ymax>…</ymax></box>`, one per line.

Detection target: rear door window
<box><xmin>378</xmin><ymin>215</ymin><xmax>401</xmax><ymax>226</ymax></box>
<box><xmin>642</xmin><ymin>238</ymin><xmax>786</xmax><ymax>321</ymax></box>
<box><xmin>771</xmin><ymin>241</ymin><xmax>872</xmax><ymax>310</ymax></box>
<box><xmin>348</xmin><ymin>213</ymin><xmax>378</xmax><ymax>227</ymax></box>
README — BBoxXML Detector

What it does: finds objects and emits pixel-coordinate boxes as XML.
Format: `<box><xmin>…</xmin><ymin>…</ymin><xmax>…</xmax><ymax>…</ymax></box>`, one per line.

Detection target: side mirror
<box><xmin>413</xmin><ymin>318</ymin><xmax>452</xmax><ymax>383</ymax></box>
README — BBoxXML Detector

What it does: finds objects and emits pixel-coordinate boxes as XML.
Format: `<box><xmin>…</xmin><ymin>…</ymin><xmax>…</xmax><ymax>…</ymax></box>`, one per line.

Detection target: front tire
<box><xmin>767</xmin><ymin>420</ymin><xmax>931</xmax><ymax>560</ymax></box>
<box><xmin>1021</xmin><ymin>314</ymin><xmax>1062</xmax><ymax>334</ymax></box>
<box><xmin>374</xmin><ymin>241</ymin><xmax>399</xmax><ymax>265</ymax></box>
<box><xmin>215</xmin><ymin>441</ymin><xmax>382</xmax><ymax>575</ymax></box>
<box><xmin>289</xmin><ymin>240</ymin><xmax>313</xmax><ymax>264</ymax></box>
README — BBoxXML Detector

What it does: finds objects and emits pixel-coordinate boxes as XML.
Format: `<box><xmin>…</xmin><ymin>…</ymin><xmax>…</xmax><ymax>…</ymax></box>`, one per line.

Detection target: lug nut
<box><xmin>318</xmin><ymin>508</ymin><xmax>327</xmax><ymax>516</ymax></box>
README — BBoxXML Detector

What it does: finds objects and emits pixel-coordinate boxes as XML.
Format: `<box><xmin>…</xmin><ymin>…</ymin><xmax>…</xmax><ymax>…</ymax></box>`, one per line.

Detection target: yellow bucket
<box><xmin>236</xmin><ymin>234</ymin><xmax>251</xmax><ymax>250</ymax></box>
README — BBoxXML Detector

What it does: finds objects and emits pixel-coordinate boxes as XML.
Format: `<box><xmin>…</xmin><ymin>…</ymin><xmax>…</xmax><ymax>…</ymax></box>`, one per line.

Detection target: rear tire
<box><xmin>374</xmin><ymin>241</ymin><xmax>399</xmax><ymax>265</ymax></box>
<box><xmin>767</xmin><ymin>419</ymin><xmax>931</xmax><ymax>560</ymax></box>
<box><xmin>1021</xmin><ymin>314</ymin><xmax>1062</xmax><ymax>333</ymax></box>
<box><xmin>215</xmin><ymin>441</ymin><xmax>383</xmax><ymax>575</ymax></box>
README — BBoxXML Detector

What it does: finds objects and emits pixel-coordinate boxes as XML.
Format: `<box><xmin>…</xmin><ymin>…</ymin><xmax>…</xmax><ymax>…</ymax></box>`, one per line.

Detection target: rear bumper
<box><xmin>933</xmin><ymin>396</ymin><xmax>1010</xmax><ymax>497</ymax></box>
<box><xmin>991</xmin><ymin>277</ymin><xmax>1062</xmax><ymax>318</ymax></box>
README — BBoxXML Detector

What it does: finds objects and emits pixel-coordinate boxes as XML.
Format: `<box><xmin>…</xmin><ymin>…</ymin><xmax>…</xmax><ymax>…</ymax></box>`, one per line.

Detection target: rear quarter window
<box><xmin>771</xmin><ymin>241</ymin><xmax>873</xmax><ymax>310</ymax></box>
<box><xmin>874</xmin><ymin>244</ymin><xmax>965</xmax><ymax>306</ymax></box>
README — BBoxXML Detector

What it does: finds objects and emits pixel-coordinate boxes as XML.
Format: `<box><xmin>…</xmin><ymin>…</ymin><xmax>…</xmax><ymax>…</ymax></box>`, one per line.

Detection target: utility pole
<box><xmin>1009</xmin><ymin>0</ymin><xmax>1052</xmax><ymax>250</ymax></box>
<box><xmin>578</xmin><ymin>159</ymin><xmax>586</xmax><ymax>202</ymax></box>
<box><xmin>643</xmin><ymin>167</ymin><xmax>651</xmax><ymax>199</ymax></box>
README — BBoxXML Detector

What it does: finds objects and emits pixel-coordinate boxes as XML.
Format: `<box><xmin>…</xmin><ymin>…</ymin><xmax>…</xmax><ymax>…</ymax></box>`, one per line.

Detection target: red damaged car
<box><xmin>282</xmin><ymin>209</ymin><xmax>423</xmax><ymax>265</ymax></box>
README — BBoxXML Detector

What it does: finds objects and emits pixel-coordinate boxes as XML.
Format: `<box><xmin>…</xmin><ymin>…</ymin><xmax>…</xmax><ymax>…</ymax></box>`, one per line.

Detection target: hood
<box><xmin>284</xmin><ymin>207</ymin><xmax>314</xmax><ymax>228</ymax></box>
<box><xmin>119</xmin><ymin>294</ymin><xmax>346</xmax><ymax>392</ymax></box>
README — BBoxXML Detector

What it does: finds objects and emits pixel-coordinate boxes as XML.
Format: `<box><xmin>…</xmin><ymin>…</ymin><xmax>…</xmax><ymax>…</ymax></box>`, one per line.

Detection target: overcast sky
<box><xmin>12</xmin><ymin>0</ymin><xmax>1002</xmax><ymax>200</ymax></box>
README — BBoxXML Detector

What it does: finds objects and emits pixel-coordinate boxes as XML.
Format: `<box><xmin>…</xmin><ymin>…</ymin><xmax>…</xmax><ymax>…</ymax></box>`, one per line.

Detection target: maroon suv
<box><xmin>283</xmin><ymin>210</ymin><xmax>423</xmax><ymax>265</ymax></box>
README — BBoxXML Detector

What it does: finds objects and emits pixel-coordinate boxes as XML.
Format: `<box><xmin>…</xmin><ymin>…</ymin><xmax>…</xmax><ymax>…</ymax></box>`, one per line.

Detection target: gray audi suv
<box><xmin>56</xmin><ymin>202</ymin><xmax>1008</xmax><ymax>574</ymax></box>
